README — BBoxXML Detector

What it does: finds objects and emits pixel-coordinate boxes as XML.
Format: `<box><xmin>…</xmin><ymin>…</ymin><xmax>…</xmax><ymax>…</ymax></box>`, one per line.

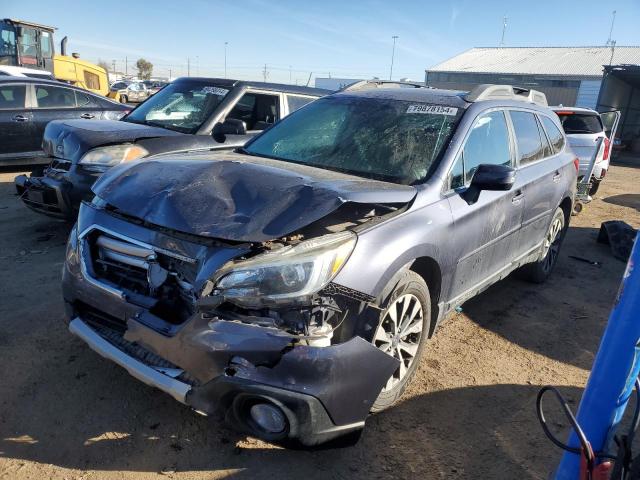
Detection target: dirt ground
<box><xmin>0</xmin><ymin>163</ymin><xmax>639</xmax><ymax>480</ymax></box>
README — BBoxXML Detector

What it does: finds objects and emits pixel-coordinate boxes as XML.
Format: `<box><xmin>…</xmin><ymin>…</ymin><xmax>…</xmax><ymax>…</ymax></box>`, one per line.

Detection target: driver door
<box><xmin>446</xmin><ymin>109</ymin><xmax>525</xmax><ymax>302</ymax></box>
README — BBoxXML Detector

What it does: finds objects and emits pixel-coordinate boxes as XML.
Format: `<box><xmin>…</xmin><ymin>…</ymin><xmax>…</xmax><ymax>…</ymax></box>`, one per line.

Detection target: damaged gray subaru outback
<box><xmin>62</xmin><ymin>82</ymin><xmax>577</xmax><ymax>448</ymax></box>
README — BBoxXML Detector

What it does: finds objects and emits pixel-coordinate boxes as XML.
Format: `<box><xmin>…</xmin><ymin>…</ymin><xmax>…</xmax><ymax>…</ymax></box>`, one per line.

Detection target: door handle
<box><xmin>80</xmin><ymin>113</ymin><xmax>95</xmax><ymax>119</ymax></box>
<box><xmin>511</xmin><ymin>190</ymin><xmax>524</xmax><ymax>204</ymax></box>
<box><xmin>13</xmin><ymin>114</ymin><xmax>29</xmax><ymax>122</ymax></box>
<box><xmin>552</xmin><ymin>171</ymin><xmax>562</xmax><ymax>182</ymax></box>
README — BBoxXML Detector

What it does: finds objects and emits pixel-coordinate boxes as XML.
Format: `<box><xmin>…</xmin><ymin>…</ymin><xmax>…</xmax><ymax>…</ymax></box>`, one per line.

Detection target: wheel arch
<box><xmin>408</xmin><ymin>256</ymin><xmax>442</xmax><ymax>338</ymax></box>
<box><xmin>559</xmin><ymin>196</ymin><xmax>572</xmax><ymax>225</ymax></box>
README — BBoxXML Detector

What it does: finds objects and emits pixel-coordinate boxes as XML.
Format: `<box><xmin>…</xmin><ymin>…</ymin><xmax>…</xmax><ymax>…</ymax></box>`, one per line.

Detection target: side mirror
<box><xmin>461</xmin><ymin>163</ymin><xmax>516</xmax><ymax>205</ymax></box>
<box><xmin>212</xmin><ymin>118</ymin><xmax>247</xmax><ymax>143</ymax></box>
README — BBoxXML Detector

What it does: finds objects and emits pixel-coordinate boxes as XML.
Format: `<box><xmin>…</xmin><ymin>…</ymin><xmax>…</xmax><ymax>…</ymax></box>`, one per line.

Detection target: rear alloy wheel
<box><xmin>589</xmin><ymin>179</ymin><xmax>601</xmax><ymax>196</ymax></box>
<box><xmin>521</xmin><ymin>207</ymin><xmax>567</xmax><ymax>283</ymax></box>
<box><xmin>120</xmin><ymin>95</ymin><xmax>128</xmax><ymax>104</ymax></box>
<box><xmin>372</xmin><ymin>270</ymin><xmax>430</xmax><ymax>412</ymax></box>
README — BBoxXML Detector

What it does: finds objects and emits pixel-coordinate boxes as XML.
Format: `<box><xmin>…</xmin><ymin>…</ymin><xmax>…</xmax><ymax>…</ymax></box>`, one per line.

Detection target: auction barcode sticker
<box><xmin>201</xmin><ymin>86</ymin><xmax>229</xmax><ymax>96</ymax></box>
<box><xmin>407</xmin><ymin>104</ymin><xmax>458</xmax><ymax>115</ymax></box>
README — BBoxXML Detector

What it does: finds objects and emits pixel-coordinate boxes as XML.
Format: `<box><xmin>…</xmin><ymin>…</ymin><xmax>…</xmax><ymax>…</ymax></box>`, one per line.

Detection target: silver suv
<box><xmin>62</xmin><ymin>83</ymin><xmax>577</xmax><ymax>448</ymax></box>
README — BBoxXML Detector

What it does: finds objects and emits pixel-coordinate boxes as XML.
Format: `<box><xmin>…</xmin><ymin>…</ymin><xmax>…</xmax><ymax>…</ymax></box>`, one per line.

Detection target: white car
<box><xmin>552</xmin><ymin>107</ymin><xmax>620</xmax><ymax>195</ymax></box>
<box><xmin>0</xmin><ymin>65</ymin><xmax>55</xmax><ymax>80</ymax></box>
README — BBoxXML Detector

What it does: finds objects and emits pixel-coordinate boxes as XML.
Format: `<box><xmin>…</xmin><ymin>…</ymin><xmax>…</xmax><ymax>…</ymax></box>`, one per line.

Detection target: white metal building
<box><xmin>425</xmin><ymin>46</ymin><xmax>640</xmax><ymax>109</ymax></box>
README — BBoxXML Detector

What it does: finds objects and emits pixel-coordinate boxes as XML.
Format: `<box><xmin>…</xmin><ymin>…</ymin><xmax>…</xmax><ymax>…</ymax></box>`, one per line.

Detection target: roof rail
<box><xmin>340</xmin><ymin>80</ymin><xmax>433</xmax><ymax>92</ymax></box>
<box><xmin>464</xmin><ymin>84</ymin><xmax>548</xmax><ymax>106</ymax></box>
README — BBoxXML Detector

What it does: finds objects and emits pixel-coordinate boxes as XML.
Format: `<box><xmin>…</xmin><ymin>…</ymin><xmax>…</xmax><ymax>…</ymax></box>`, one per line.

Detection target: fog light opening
<box><xmin>248</xmin><ymin>403</ymin><xmax>287</xmax><ymax>435</ymax></box>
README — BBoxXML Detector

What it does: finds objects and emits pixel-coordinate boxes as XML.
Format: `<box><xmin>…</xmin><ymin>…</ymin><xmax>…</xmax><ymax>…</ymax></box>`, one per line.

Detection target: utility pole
<box><xmin>112</xmin><ymin>59</ymin><xmax>116</xmax><ymax>76</ymax></box>
<box><xmin>224</xmin><ymin>42</ymin><xmax>228</xmax><ymax>78</ymax></box>
<box><xmin>262</xmin><ymin>63</ymin><xmax>269</xmax><ymax>82</ymax></box>
<box><xmin>500</xmin><ymin>16</ymin><xmax>508</xmax><ymax>46</ymax></box>
<box><xmin>187</xmin><ymin>57</ymin><xmax>190</xmax><ymax>77</ymax></box>
<box><xmin>606</xmin><ymin>10</ymin><xmax>617</xmax><ymax>46</ymax></box>
<box><xmin>125</xmin><ymin>56</ymin><xmax>128</xmax><ymax>77</ymax></box>
<box><xmin>305</xmin><ymin>72</ymin><xmax>312</xmax><ymax>87</ymax></box>
<box><xmin>609</xmin><ymin>40</ymin><xmax>617</xmax><ymax>65</ymax></box>
<box><xmin>169</xmin><ymin>68</ymin><xmax>172</xmax><ymax>80</ymax></box>
<box><xmin>389</xmin><ymin>35</ymin><xmax>398</xmax><ymax>80</ymax></box>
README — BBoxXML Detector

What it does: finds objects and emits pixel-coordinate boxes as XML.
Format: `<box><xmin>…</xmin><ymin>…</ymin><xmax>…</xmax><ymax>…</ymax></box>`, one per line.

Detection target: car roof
<box><xmin>551</xmin><ymin>106</ymin><xmax>599</xmax><ymax>114</ymax></box>
<box><xmin>171</xmin><ymin>77</ymin><xmax>330</xmax><ymax>96</ymax></box>
<box><xmin>0</xmin><ymin>75</ymin><xmax>80</xmax><ymax>87</ymax></box>
<box><xmin>331</xmin><ymin>86</ymin><xmax>562</xmax><ymax>115</ymax></box>
<box><xmin>332</xmin><ymin>87</ymin><xmax>470</xmax><ymax>108</ymax></box>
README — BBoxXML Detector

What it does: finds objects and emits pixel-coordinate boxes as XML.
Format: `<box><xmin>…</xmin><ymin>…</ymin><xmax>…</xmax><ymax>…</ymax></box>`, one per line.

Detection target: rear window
<box><xmin>540</xmin><ymin>115</ymin><xmax>565</xmax><ymax>153</ymax></box>
<box><xmin>556</xmin><ymin>112</ymin><xmax>603</xmax><ymax>135</ymax></box>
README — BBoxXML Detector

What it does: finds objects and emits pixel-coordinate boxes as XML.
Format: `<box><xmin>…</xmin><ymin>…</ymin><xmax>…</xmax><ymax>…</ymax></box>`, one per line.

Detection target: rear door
<box><xmin>0</xmin><ymin>82</ymin><xmax>35</xmax><ymax>157</ymax></box>
<box><xmin>600</xmin><ymin>110</ymin><xmax>621</xmax><ymax>141</ymax></box>
<box><xmin>446</xmin><ymin>109</ymin><xmax>524</xmax><ymax>300</ymax></box>
<box><xmin>30</xmin><ymin>83</ymin><xmax>95</xmax><ymax>150</ymax></box>
<box><xmin>509</xmin><ymin>110</ymin><xmax>561</xmax><ymax>253</ymax></box>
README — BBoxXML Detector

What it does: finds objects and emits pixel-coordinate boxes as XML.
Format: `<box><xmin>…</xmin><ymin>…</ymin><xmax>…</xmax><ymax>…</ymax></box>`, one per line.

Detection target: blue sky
<box><xmin>4</xmin><ymin>0</ymin><xmax>639</xmax><ymax>83</ymax></box>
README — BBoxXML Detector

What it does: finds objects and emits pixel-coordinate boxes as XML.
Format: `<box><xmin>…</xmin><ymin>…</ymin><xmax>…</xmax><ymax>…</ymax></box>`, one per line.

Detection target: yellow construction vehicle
<box><xmin>0</xmin><ymin>18</ymin><xmax>109</xmax><ymax>96</ymax></box>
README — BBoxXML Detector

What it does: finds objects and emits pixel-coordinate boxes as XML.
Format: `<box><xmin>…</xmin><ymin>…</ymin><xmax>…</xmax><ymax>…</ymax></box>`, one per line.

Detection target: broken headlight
<box><xmin>79</xmin><ymin>144</ymin><xmax>149</xmax><ymax>172</ymax></box>
<box><xmin>214</xmin><ymin>231</ymin><xmax>356</xmax><ymax>307</ymax></box>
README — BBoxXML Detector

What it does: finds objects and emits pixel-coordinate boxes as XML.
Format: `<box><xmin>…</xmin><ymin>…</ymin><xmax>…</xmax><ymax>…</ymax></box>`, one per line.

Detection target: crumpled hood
<box><xmin>92</xmin><ymin>151</ymin><xmax>417</xmax><ymax>242</ymax></box>
<box><xmin>42</xmin><ymin>119</ymin><xmax>183</xmax><ymax>163</ymax></box>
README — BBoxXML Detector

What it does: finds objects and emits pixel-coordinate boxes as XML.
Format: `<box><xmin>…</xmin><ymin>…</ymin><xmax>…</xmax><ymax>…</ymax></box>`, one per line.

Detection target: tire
<box><xmin>589</xmin><ymin>179</ymin><xmax>601</xmax><ymax>196</ymax></box>
<box><xmin>120</xmin><ymin>95</ymin><xmax>128</xmax><ymax>104</ymax></box>
<box><xmin>520</xmin><ymin>207</ymin><xmax>567</xmax><ymax>283</ymax></box>
<box><xmin>371</xmin><ymin>270</ymin><xmax>431</xmax><ymax>412</ymax></box>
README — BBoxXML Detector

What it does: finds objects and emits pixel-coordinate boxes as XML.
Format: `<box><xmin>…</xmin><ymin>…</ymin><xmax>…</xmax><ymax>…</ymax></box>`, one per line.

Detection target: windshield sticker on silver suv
<box><xmin>406</xmin><ymin>104</ymin><xmax>458</xmax><ymax>115</ymax></box>
<box><xmin>201</xmin><ymin>86</ymin><xmax>229</xmax><ymax>96</ymax></box>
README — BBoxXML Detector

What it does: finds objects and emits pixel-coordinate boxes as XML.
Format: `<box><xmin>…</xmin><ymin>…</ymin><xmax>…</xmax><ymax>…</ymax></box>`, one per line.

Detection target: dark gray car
<box><xmin>0</xmin><ymin>76</ymin><xmax>128</xmax><ymax>166</ymax></box>
<box><xmin>15</xmin><ymin>77</ymin><xmax>328</xmax><ymax>218</ymax></box>
<box><xmin>61</xmin><ymin>83</ymin><xmax>576</xmax><ymax>448</ymax></box>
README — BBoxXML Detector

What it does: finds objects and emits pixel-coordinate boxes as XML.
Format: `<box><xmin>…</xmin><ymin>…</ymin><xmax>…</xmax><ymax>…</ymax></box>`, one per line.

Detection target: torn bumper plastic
<box><xmin>67</xmin><ymin>312</ymin><xmax>398</xmax><ymax>447</ymax></box>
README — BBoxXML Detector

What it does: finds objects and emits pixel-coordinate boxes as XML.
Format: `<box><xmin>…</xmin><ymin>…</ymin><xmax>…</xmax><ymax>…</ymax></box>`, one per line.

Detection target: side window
<box><xmin>40</xmin><ymin>31</ymin><xmax>52</xmax><ymax>59</ymax></box>
<box><xmin>450</xmin><ymin>151</ymin><xmax>465</xmax><ymax>189</ymax></box>
<box><xmin>0</xmin><ymin>84</ymin><xmax>27</xmax><ymax>109</ymax></box>
<box><xmin>83</xmin><ymin>71</ymin><xmax>100</xmax><ymax>91</ymax></box>
<box><xmin>286</xmin><ymin>95</ymin><xmax>315</xmax><ymax>113</ymax></box>
<box><xmin>540</xmin><ymin>115</ymin><xmax>565</xmax><ymax>153</ymax></box>
<box><xmin>227</xmin><ymin>92</ymin><xmax>279</xmax><ymax>131</ymax></box>
<box><xmin>535</xmin><ymin>115</ymin><xmax>553</xmax><ymax>158</ymax></box>
<box><xmin>35</xmin><ymin>85</ymin><xmax>76</xmax><ymax>108</ymax></box>
<box><xmin>510</xmin><ymin>111</ymin><xmax>545</xmax><ymax>165</ymax></box>
<box><xmin>451</xmin><ymin>110</ymin><xmax>511</xmax><ymax>188</ymax></box>
<box><xmin>75</xmin><ymin>91</ymin><xmax>95</xmax><ymax>107</ymax></box>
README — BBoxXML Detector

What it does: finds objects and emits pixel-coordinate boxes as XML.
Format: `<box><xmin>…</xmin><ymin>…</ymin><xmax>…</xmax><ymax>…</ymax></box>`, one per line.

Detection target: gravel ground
<box><xmin>0</xmin><ymin>162</ymin><xmax>639</xmax><ymax>479</ymax></box>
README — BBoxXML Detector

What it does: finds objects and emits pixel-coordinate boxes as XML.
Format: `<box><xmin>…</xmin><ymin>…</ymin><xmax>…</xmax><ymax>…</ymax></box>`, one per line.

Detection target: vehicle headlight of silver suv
<box><xmin>79</xmin><ymin>144</ymin><xmax>149</xmax><ymax>172</ymax></box>
<box><xmin>213</xmin><ymin>231</ymin><xmax>357</xmax><ymax>308</ymax></box>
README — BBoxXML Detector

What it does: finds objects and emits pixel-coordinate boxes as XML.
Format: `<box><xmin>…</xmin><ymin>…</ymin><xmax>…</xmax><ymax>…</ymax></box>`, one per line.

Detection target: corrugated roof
<box><xmin>428</xmin><ymin>47</ymin><xmax>640</xmax><ymax>77</ymax></box>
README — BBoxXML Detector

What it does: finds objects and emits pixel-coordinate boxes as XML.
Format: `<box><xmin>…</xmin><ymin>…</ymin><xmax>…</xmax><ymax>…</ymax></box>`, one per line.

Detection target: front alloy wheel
<box><xmin>371</xmin><ymin>270</ymin><xmax>430</xmax><ymax>412</ymax></box>
<box><xmin>374</xmin><ymin>293</ymin><xmax>424</xmax><ymax>392</ymax></box>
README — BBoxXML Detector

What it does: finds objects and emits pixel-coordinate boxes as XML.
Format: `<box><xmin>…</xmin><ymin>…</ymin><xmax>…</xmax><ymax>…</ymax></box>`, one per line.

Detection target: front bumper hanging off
<box><xmin>67</xmin><ymin>314</ymin><xmax>398</xmax><ymax>448</ymax></box>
